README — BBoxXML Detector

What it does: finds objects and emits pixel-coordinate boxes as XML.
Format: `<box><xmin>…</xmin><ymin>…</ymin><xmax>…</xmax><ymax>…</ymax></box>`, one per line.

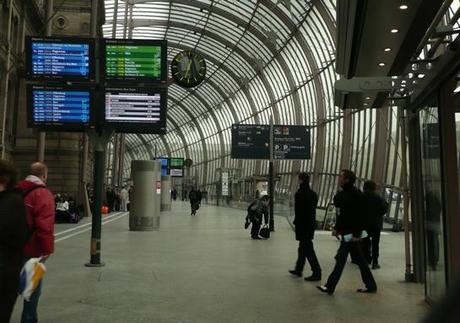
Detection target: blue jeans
<box><xmin>21</xmin><ymin>279</ymin><xmax>42</xmax><ymax>323</ymax></box>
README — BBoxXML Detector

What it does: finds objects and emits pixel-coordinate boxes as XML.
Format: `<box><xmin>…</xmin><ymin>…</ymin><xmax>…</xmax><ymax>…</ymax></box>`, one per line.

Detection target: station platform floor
<box><xmin>12</xmin><ymin>202</ymin><xmax>427</xmax><ymax>323</ymax></box>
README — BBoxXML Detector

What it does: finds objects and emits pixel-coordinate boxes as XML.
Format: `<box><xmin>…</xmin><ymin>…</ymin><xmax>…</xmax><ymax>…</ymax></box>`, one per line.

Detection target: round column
<box><xmin>129</xmin><ymin>160</ymin><xmax>161</xmax><ymax>231</ymax></box>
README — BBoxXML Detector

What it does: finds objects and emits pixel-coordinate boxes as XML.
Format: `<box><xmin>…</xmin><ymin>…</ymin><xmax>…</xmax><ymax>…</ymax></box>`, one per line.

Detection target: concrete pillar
<box><xmin>160</xmin><ymin>175</ymin><xmax>172</xmax><ymax>212</ymax></box>
<box><xmin>129</xmin><ymin>160</ymin><xmax>161</xmax><ymax>231</ymax></box>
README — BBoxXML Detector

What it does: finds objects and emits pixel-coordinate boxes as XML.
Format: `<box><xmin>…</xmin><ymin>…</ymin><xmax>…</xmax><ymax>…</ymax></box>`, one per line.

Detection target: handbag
<box><xmin>259</xmin><ymin>225</ymin><xmax>270</xmax><ymax>239</ymax></box>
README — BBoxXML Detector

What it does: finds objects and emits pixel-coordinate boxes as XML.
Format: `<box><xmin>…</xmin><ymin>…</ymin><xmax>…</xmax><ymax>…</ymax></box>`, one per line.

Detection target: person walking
<box><xmin>246</xmin><ymin>194</ymin><xmax>269</xmax><ymax>239</ymax></box>
<box><xmin>17</xmin><ymin>162</ymin><xmax>55</xmax><ymax>323</ymax></box>
<box><xmin>317</xmin><ymin>170</ymin><xmax>377</xmax><ymax>295</ymax></box>
<box><xmin>361</xmin><ymin>180</ymin><xmax>388</xmax><ymax>269</ymax></box>
<box><xmin>0</xmin><ymin>160</ymin><xmax>28</xmax><ymax>323</ymax></box>
<box><xmin>189</xmin><ymin>187</ymin><xmax>201</xmax><ymax>215</ymax></box>
<box><xmin>289</xmin><ymin>173</ymin><xmax>321</xmax><ymax>281</ymax></box>
<box><xmin>120</xmin><ymin>186</ymin><xmax>129</xmax><ymax>212</ymax></box>
<box><xmin>106</xmin><ymin>187</ymin><xmax>115</xmax><ymax>212</ymax></box>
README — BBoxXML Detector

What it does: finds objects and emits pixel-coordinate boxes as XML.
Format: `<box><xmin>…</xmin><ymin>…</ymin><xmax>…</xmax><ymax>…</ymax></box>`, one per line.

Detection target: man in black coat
<box><xmin>361</xmin><ymin>180</ymin><xmax>388</xmax><ymax>269</ymax></box>
<box><xmin>0</xmin><ymin>160</ymin><xmax>28</xmax><ymax>323</ymax></box>
<box><xmin>317</xmin><ymin>169</ymin><xmax>377</xmax><ymax>295</ymax></box>
<box><xmin>289</xmin><ymin>172</ymin><xmax>321</xmax><ymax>281</ymax></box>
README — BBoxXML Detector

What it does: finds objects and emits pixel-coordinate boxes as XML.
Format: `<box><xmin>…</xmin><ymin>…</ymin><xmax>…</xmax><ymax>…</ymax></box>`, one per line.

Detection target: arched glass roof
<box><xmin>103</xmin><ymin>0</ymin><xmax>341</xmax><ymax>204</ymax></box>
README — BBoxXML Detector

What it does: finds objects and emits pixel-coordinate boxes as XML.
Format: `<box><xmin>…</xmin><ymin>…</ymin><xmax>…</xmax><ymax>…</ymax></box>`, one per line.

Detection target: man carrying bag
<box><xmin>245</xmin><ymin>194</ymin><xmax>269</xmax><ymax>240</ymax></box>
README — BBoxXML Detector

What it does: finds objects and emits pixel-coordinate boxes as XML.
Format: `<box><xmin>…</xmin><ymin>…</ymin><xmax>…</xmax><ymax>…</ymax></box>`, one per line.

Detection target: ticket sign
<box><xmin>231</xmin><ymin>124</ymin><xmax>270</xmax><ymax>159</ymax></box>
<box><xmin>273</xmin><ymin>125</ymin><xmax>311</xmax><ymax>160</ymax></box>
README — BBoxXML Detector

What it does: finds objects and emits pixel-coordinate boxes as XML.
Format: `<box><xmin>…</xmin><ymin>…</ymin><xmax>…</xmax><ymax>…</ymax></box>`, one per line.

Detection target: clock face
<box><xmin>171</xmin><ymin>50</ymin><xmax>206</xmax><ymax>88</ymax></box>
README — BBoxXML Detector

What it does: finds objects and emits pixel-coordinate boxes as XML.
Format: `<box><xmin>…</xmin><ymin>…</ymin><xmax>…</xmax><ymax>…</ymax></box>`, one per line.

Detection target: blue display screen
<box><xmin>160</xmin><ymin>158</ymin><xmax>169</xmax><ymax>176</ymax></box>
<box><xmin>31</xmin><ymin>42</ymin><xmax>90</xmax><ymax>77</ymax></box>
<box><xmin>32</xmin><ymin>89</ymin><xmax>90</xmax><ymax>124</ymax></box>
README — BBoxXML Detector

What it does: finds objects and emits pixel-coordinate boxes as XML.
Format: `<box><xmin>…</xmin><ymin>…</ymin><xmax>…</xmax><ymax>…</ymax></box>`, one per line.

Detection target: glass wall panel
<box><xmin>419</xmin><ymin>100</ymin><xmax>446</xmax><ymax>302</ymax></box>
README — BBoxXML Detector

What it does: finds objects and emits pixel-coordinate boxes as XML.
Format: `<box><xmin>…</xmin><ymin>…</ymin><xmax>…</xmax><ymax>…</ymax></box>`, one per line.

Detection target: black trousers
<box><xmin>295</xmin><ymin>239</ymin><xmax>321</xmax><ymax>276</ymax></box>
<box><xmin>362</xmin><ymin>230</ymin><xmax>381</xmax><ymax>265</ymax></box>
<box><xmin>0</xmin><ymin>262</ymin><xmax>21</xmax><ymax>323</ymax></box>
<box><xmin>325</xmin><ymin>241</ymin><xmax>377</xmax><ymax>293</ymax></box>
<box><xmin>251</xmin><ymin>221</ymin><xmax>261</xmax><ymax>238</ymax></box>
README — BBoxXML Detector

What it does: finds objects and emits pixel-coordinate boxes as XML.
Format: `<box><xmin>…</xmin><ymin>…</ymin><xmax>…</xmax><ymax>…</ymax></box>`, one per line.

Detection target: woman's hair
<box><xmin>0</xmin><ymin>160</ymin><xmax>18</xmax><ymax>190</ymax></box>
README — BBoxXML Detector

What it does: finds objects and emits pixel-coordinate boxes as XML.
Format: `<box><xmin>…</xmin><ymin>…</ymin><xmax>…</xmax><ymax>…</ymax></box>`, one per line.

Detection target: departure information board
<box><xmin>169</xmin><ymin>158</ymin><xmax>184</xmax><ymax>177</ymax></box>
<box><xmin>105</xmin><ymin>87</ymin><xmax>167</xmax><ymax>133</ymax></box>
<box><xmin>27</xmin><ymin>85</ymin><xmax>93</xmax><ymax>130</ymax></box>
<box><xmin>231</xmin><ymin>124</ymin><xmax>270</xmax><ymax>159</ymax></box>
<box><xmin>273</xmin><ymin>125</ymin><xmax>311</xmax><ymax>160</ymax></box>
<box><xmin>231</xmin><ymin>124</ymin><xmax>311</xmax><ymax>160</ymax></box>
<box><xmin>103</xmin><ymin>39</ymin><xmax>167</xmax><ymax>82</ymax></box>
<box><xmin>26</xmin><ymin>36</ymin><xmax>95</xmax><ymax>81</ymax></box>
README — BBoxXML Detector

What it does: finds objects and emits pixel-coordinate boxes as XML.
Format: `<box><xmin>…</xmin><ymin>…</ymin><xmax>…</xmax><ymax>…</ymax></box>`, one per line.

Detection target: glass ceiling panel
<box><xmin>104</xmin><ymin>0</ymin><xmax>337</xmax><ymax>162</ymax></box>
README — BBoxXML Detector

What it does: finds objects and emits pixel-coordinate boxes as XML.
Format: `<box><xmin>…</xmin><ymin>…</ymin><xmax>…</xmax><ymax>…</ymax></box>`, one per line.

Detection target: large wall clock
<box><xmin>171</xmin><ymin>50</ymin><xmax>207</xmax><ymax>88</ymax></box>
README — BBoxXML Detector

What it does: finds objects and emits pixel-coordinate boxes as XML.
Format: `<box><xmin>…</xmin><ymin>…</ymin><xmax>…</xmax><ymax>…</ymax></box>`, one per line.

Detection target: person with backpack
<box><xmin>189</xmin><ymin>187</ymin><xmax>201</xmax><ymax>216</ymax></box>
<box><xmin>245</xmin><ymin>194</ymin><xmax>269</xmax><ymax>239</ymax></box>
<box><xmin>17</xmin><ymin>162</ymin><xmax>55</xmax><ymax>323</ymax></box>
<box><xmin>0</xmin><ymin>160</ymin><xmax>28</xmax><ymax>323</ymax></box>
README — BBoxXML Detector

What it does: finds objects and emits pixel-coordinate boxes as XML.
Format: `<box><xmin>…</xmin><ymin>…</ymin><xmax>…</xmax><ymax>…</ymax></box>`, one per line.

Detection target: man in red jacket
<box><xmin>17</xmin><ymin>162</ymin><xmax>55</xmax><ymax>323</ymax></box>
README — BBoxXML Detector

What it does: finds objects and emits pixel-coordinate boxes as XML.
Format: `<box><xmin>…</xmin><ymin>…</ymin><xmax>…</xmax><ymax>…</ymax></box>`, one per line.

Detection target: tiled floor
<box><xmin>11</xmin><ymin>202</ymin><xmax>427</xmax><ymax>323</ymax></box>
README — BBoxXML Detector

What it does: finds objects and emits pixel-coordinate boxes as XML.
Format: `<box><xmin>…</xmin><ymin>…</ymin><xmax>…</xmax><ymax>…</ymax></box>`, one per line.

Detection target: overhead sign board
<box><xmin>231</xmin><ymin>124</ymin><xmax>311</xmax><ymax>160</ymax></box>
<box><xmin>231</xmin><ymin>124</ymin><xmax>270</xmax><ymax>159</ymax></box>
<box><xmin>27</xmin><ymin>84</ymin><xmax>94</xmax><ymax>131</ymax></box>
<box><xmin>104</xmin><ymin>87</ymin><xmax>167</xmax><ymax>134</ymax></box>
<box><xmin>273</xmin><ymin>125</ymin><xmax>311</xmax><ymax>160</ymax></box>
<box><xmin>102</xmin><ymin>39</ymin><xmax>167</xmax><ymax>83</ymax></box>
<box><xmin>153</xmin><ymin>157</ymin><xmax>184</xmax><ymax>177</ymax></box>
<box><xmin>169</xmin><ymin>158</ymin><xmax>184</xmax><ymax>177</ymax></box>
<box><xmin>26</xmin><ymin>36</ymin><xmax>95</xmax><ymax>82</ymax></box>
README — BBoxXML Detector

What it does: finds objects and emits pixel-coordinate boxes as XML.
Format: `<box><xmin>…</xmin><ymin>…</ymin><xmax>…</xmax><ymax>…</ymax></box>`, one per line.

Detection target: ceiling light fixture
<box><xmin>384</xmin><ymin>48</ymin><xmax>392</xmax><ymax>52</ymax></box>
<box><xmin>399</xmin><ymin>4</ymin><xmax>408</xmax><ymax>10</ymax></box>
<box><xmin>378</xmin><ymin>62</ymin><xmax>386</xmax><ymax>67</ymax></box>
<box><xmin>365</xmin><ymin>96</ymin><xmax>371</xmax><ymax>100</ymax></box>
<box><xmin>391</xmin><ymin>29</ymin><xmax>399</xmax><ymax>33</ymax></box>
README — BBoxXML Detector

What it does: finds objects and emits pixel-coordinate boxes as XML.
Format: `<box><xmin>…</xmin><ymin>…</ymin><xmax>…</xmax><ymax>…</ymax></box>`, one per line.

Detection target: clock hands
<box><xmin>184</xmin><ymin>58</ymin><xmax>193</xmax><ymax>79</ymax></box>
<box><xmin>171</xmin><ymin>50</ymin><xmax>206</xmax><ymax>87</ymax></box>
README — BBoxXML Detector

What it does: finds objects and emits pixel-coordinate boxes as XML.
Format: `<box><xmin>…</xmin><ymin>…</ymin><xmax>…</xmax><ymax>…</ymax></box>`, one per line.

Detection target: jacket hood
<box><xmin>17</xmin><ymin>176</ymin><xmax>46</xmax><ymax>190</ymax></box>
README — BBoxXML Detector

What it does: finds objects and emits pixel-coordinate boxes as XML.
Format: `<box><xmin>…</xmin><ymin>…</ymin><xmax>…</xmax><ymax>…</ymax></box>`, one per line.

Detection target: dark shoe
<box><xmin>317</xmin><ymin>285</ymin><xmax>333</xmax><ymax>295</ymax></box>
<box><xmin>357</xmin><ymin>288</ymin><xmax>377</xmax><ymax>293</ymax></box>
<box><xmin>288</xmin><ymin>270</ymin><xmax>302</xmax><ymax>277</ymax></box>
<box><xmin>251</xmin><ymin>236</ymin><xmax>262</xmax><ymax>240</ymax></box>
<box><xmin>304</xmin><ymin>275</ymin><xmax>321</xmax><ymax>282</ymax></box>
<box><xmin>372</xmin><ymin>264</ymin><xmax>381</xmax><ymax>270</ymax></box>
